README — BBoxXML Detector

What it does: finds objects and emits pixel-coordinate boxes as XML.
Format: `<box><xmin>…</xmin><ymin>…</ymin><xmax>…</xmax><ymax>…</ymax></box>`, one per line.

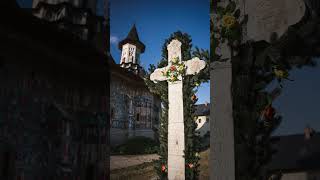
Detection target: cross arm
<box><xmin>184</xmin><ymin>57</ymin><xmax>206</xmax><ymax>75</ymax></box>
<box><xmin>150</xmin><ymin>66</ymin><xmax>168</xmax><ymax>83</ymax></box>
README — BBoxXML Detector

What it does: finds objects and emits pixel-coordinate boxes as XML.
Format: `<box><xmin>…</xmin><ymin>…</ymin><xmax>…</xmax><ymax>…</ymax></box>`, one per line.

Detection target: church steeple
<box><xmin>118</xmin><ymin>24</ymin><xmax>145</xmax><ymax>53</ymax></box>
<box><xmin>118</xmin><ymin>25</ymin><xmax>145</xmax><ymax>75</ymax></box>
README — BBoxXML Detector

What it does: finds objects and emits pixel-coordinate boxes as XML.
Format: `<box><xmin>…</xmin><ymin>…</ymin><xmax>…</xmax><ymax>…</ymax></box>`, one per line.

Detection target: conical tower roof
<box><xmin>118</xmin><ymin>24</ymin><xmax>145</xmax><ymax>53</ymax></box>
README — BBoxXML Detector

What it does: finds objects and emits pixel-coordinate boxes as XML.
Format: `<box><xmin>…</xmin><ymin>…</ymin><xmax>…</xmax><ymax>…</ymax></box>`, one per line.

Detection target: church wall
<box><xmin>134</xmin><ymin>129</ymin><xmax>155</xmax><ymax>139</ymax></box>
<box><xmin>110</xmin><ymin>73</ymin><xmax>161</xmax><ymax>146</ymax></box>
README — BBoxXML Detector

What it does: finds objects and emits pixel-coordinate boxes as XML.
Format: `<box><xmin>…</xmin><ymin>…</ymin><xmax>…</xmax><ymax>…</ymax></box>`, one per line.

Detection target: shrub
<box><xmin>114</xmin><ymin>136</ymin><xmax>158</xmax><ymax>155</ymax></box>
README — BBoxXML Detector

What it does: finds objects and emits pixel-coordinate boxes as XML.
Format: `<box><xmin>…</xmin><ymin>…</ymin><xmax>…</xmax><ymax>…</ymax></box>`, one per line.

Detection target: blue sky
<box><xmin>110</xmin><ymin>0</ymin><xmax>210</xmax><ymax>104</ymax></box>
<box><xmin>268</xmin><ymin>63</ymin><xmax>320</xmax><ymax>135</ymax></box>
<box><xmin>16</xmin><ymin>0</ymin><xmax>31</xmax><ymax>7</ymax></box>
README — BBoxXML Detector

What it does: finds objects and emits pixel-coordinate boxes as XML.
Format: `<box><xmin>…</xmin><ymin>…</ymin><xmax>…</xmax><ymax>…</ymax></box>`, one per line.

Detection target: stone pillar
<box><xmin>210</xmin><ymin>59</ymin><xmax>235</xmax><ymax>180</ymax></box>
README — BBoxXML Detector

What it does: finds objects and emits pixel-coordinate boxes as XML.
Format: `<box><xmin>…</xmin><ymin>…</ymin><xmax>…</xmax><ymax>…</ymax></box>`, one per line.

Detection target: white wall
<box><xmin>195</xmin><ymin>115</ymin><xmax>210</xmax><ymax>136</ymax></box>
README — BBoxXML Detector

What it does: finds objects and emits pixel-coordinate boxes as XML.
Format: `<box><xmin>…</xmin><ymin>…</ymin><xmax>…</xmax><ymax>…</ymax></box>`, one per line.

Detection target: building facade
<box><xmin>194</xmin><ymin>103</ymin><xmax>210</xmax><ymax>137</ymax></box>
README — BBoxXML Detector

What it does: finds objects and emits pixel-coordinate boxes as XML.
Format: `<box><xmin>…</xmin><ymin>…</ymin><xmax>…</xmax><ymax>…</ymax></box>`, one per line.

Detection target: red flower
<box><xmin>161</xmin><ymin>165</ymin><xmax>166</xmax><ymax>172</ymax></box>
<box><xmin>170</xmin><ymin>65</ymin><xmax>176</xmax><ymax>71</ymax></box>
<box><xmin>264</xmin><ymin>105</ymin><xmax>275</xmax><ymax>120</ymax></box>
<box><xmin>188</xmin><ymin>163</ymin><xmax>194</xmax><ymax>168</ymax></box>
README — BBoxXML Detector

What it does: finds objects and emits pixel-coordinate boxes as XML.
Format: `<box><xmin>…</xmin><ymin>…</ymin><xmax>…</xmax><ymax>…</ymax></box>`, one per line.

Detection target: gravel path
<box><xmin>110</xmin><ymin>154</ymin><xmax>160</xmax><ymax>170</ymax></box>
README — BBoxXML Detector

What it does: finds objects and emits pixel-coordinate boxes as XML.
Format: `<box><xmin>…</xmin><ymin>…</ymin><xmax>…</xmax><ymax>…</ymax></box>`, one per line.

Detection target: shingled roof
<box><xmin>266</xmin><ymin>132</ymin><xmax>320</xmax><ymax>173</ymax></box>
<box><xmin>118</xmin><ymin>24</ymin><xmax>145</xmax><ymax>53</ymax></box>
<box><xmin>194</xmin><ymin>103</ymin><xmax>210</xmax><ymax>116</ymax></box>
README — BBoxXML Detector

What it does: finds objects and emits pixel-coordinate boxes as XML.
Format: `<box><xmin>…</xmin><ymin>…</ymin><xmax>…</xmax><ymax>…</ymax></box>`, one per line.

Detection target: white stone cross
<box><xmin>150</xmin><ymin>39</ymin><xmax>206</xmax><ymax>180</ymax></box>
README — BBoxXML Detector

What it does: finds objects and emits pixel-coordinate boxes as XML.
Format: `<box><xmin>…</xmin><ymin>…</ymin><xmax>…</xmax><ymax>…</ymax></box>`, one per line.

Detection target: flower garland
<box><xmin>162</xmin><ymin>57</ymin><xmax>186</xmax><ymax>82</ymax></box>
<box><xmin>212</xmin><ymin>1</ymin><xmax>248</xmax><ymax>60</ymax></box>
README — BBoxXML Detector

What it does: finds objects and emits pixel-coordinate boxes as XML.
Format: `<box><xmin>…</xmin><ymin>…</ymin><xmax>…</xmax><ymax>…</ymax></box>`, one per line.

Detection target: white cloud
<box><xmin>110</xmin><ymin>35</ymin><xmax>119</xmax><ymax>45</ymax></box>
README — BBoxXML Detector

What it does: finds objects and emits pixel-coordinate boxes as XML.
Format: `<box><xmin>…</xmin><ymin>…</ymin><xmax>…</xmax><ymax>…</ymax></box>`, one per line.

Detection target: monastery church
<box><xmin>109</xmin><ymin>25</ymin><xmax>161</xmax><ymax>146</ymax></box>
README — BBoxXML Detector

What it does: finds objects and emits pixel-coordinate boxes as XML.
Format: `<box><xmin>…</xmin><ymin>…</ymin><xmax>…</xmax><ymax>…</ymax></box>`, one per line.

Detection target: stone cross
<box><xmin>150</xmin><ymin>39</ymin><xmax>206</xmax><ymax>180</ymax></box>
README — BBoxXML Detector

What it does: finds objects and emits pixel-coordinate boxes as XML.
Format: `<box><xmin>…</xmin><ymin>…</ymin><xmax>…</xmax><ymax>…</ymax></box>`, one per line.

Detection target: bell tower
<box><xmin>118</xmin><ymin>25</ymin><xmax>145</xmax><ymax>75</ymax></box>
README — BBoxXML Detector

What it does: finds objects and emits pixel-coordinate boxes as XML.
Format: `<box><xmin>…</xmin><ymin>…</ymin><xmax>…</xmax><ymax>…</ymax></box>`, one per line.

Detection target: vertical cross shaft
<box><xmin>167</xmin><ymin>40</ymin><xmax>185</xmax><ymax>180</ymax></box>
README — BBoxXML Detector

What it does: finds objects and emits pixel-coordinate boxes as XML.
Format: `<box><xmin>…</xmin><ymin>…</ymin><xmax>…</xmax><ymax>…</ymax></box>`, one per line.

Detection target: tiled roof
<box><xmin>266</xmin><ymin>132</ymin><xmax>320</xmax><ymax>173</ymax></box>
<box><xmin>194</xmin><ymin>103</ymin><xmax>210</xmax><ymax>116</ymax></box>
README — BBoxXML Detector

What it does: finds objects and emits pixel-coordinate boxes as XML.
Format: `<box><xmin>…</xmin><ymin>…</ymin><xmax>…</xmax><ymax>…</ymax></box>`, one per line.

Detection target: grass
<box><xmin>110</xmin><ymin>148</ymin><xmax>210</xmax><ymax>180</ymax></box>
<box><xmin>199</xmin><ymin>149</ymin><xmax>209</xmax><ymax>179</ymax></box>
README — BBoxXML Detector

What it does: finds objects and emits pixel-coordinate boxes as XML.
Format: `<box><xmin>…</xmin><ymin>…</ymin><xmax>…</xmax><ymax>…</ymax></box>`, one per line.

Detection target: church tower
<box><xmin>118</xmin><ymin>25</ymin><xmax>145</xmax><ymax>75</ymax></box>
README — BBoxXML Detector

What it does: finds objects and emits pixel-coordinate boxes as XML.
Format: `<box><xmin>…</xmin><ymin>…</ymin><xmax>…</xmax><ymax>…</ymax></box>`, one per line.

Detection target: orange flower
<box><xmin>170</xmin><ymin>65</ymin><xmax>177</xmax><ymax>71</ymax></box>
<box><xmin>161</xmin><ymin>165</ymin><xmax>166</xmax><ymax>172</ymax></box>
<box><xmin>191</xmin><ymin>94</ymin><xmax>197</xmax><ymax>101</ymax></box>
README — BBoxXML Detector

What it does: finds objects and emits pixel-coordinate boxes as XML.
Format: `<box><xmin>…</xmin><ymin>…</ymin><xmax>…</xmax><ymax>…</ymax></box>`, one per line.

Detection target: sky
<box><xmin>268</xmin><ymin>63</ymin><xmax>320</xmax><ymax>135</ymax></box>
<box><xmin>110</xmin><ymin>0</ymin><xmax>210</xmax><ymax>104</ymax></box>
<box><xmin>16</xmin><ymin>0</ymin><xmax>31</xmax><ymax>7</ymax></box>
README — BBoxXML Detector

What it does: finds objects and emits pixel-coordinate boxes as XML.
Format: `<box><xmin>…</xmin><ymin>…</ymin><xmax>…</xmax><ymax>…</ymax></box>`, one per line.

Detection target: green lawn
<box><xmin>110</xmin><ymin>149</ymin><xmax>209</xmax><ymax>180</ymax></box>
